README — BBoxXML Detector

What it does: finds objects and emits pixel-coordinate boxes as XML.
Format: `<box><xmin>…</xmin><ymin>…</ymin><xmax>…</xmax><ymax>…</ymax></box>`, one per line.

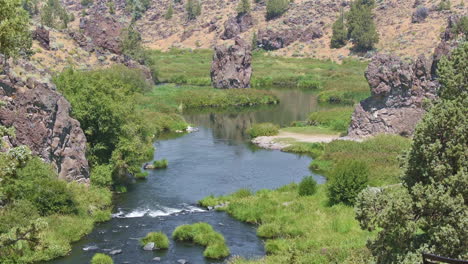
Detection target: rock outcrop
<box><xmin>32</xmin><ymin>26</ymin><xmax>50</xmax><ymax>50</ymax></box>
<box><xmin>222</xmin><ymin>13</ymin><xmax>254</xmax><ymax>40</ymax></box>
<box><xmin>0</xmin><ymin>58</ymin><xmax>89</xmax><ymax>182</ymax></box>
<box><xmin>348</xmin><ymin>16</ymin><xmax>462</xmax><ymax>138</ymax></box>
<box><xmin>79</xmin><ymin>14</ymin><xmax>123</xmax><ymax>54</ymax></box>
<box><xmin>257</xmin><ymin>26</ymin><xmax>323</xmax><ymax>50</ymax></box>
<box><xmin>211</xmin><ymin>37</ymin><xmax>252</xmax><ymax>89</ymax></box>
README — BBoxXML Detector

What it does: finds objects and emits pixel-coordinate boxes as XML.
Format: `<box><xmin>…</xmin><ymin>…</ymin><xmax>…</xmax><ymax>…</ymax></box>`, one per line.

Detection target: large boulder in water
<box><xmin>210</xmin><ymin>37</ymin><xmax>252</xmax><ymax>89</ymax></box>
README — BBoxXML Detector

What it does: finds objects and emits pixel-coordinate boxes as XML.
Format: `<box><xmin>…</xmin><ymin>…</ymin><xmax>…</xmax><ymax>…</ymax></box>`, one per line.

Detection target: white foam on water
<box><xmin>113</xmin><ymin>205</ymin><xmax>206</xmax><ymax>218</ymax></box>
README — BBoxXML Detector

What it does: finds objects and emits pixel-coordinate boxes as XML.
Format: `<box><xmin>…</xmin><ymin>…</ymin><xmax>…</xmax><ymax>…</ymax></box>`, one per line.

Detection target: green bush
<box><xmin>298</xmin><ymin>176</ymin><xmax>318</xmax><ymax>196</ymax></box>
<box><xmin>153</xmin><ymin>159</ymin><xmax>168</xmax><ymax>169</ymax></box>
<box><xmin>135</xmin><ymin>171</ymin><xmax>149</xmax><ymax>179</ymax></box>
<box><xmin>91</xmin><ymin>253</ymin><xmax>113</xmax><ymax>264</ymax></box>
<box><xmin>172</xmin><ymin>222</ymin><xmax>230</xmax><ymax>259</ymax></box>
<box><xmin>331</xmin><ymin>10</ymin><xmax>347</xmax><ymax>48</ymax></box>
<box><xmin>140</xmin><ymin>231</ymin><xmax>170</xmax><ymax>249</ymax></box>
<box><xmin>346</xmin><ymin>0</ymin><xmax>379</xmax><ymax>51</ymax></box>
<box><xmin>186</xmin><ymin>0</ymin><xmax>201</xmax><ymax>20</ymax></box>
<box><xmin>164</xmin><ymin>4</ymin><xmax>173</xmax><ymax>19</ymax></box>
<box><xmin>327</xmin><ymin>160</ymin><xmax>369</xmax><ymax>205</ymax></box>
<box><xmin>237</xmin><ymin>0</ymin><xmax>251</xmax><ymax>14</ymax></box>
<box><xmin>266</xmin><ymin>0</ymin><xmax>289</xmax><ymax>20</ymax></box>
<box><xmin>247</xmin><ymin>123</ymin><xmax>279</xmax><ymax>138</ymax></box>
<box><xmin>437</xmin><ymin>0</ymin><xmax>451</xmax><ymax>10</ymax></box>
<box><xmin>90</xmin><ymin>164</ymin><xmax>113</xmax><ymax>187</ymax></box>
<box><xmin>29</xmin><ymin>179</ymin><xmax>77</xmax><ymax>216</ymax></box>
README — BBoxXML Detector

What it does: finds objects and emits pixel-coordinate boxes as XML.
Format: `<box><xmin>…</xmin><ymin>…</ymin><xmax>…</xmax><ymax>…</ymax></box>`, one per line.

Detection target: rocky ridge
<box><xmin>347</xmin><ymin>16</ymin><xmax>463</xmax><ymax>138</ymax></box>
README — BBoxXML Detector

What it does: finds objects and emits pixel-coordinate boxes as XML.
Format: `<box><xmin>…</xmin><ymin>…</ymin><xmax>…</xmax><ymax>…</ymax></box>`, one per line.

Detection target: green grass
<box><xmin>308</xmin><ymin>107</ymin><xmax>355</xmax><ymax>133</ymax></box>
<box><xmin>140</xmin><ymin>232</ymin><xmax>170</xmax><ymax>249</ymax></box>
<box><xmin>202</xmin><ymin>184</ymin><xmax>373</xmax><ymax>264</ymax></box>
<box><xmin>153</xmin><ymin>159</ymin><xmax>168</xmax><ymax>169</ymax></box>
<box><xmin>91</xmin><ymin>253</ymin><xmax>113</xmax><ymax>264</ymax></box>
<box><xmin>247</xmin><ymin>123</ymin><xmax>280</xmax><ymax>138</ymax></box>
<box><xmin>280</xmin><ymin>126</ymin><xmax>340</xmax><ymax>135</ymax></box>
<box><xmin>172</xmin><ymin>222</ymin><xmax>230</xmax><ymax>259</ymax></box>
<box><xmin>146</xmin><ymin>49</ymin><xmax>369</xmax><ymax>105</ymax></box>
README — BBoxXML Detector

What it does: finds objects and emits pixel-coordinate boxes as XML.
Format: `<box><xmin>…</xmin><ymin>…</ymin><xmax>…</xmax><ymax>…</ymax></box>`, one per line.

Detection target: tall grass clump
<box><xmin>308</xmin><ymin>107</ymin><xmax>354</xmax><ymax>133</ymax></box>
<box><xmin>298</xmin><ymin>176</ymin><xmax>317</xmax><ymax>196</ymax></box>
<box><xmin>91</xmin><ymin>253</ymin><xmax>113</xmax><ymax>264</ymax></box>
<box><xmin>172</xmin><ymin>223</ymin><xmax>230</xmax><ymax>259</ymax></box>
<box><xmin>153</xmin><ymin>159</ymin><xmax>168</xmax><ymax>169</ymax></box>
<box><xmin>247</xmin><ymin>123</ymin><xmax>280</xmax><ymax>138</ymax></box>
<box><xmin>140</xmin><ymin>231</ymin><xmax>170</xmax><ymax>249</ymax></box>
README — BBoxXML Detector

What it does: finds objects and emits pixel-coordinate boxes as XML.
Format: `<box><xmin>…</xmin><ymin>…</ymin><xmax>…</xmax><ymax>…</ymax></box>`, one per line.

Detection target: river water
<box><xmin>48</xmin><ymin>88</ymin><xmax>325</xmax><ymax>264</ymax></box>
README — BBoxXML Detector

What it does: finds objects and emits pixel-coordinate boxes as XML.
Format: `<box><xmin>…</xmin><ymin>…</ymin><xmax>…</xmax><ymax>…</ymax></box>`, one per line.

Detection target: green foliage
<box><xmin>331</xmin><ymin>10</ymin><xmax>347</xmax><ymax>48</ymax></box>
<box><xmin>346</xmin><ymin>0</ymin><xmax>379</xmax><ymax>51</ymax></box>
<box><xmin>186</xmin><ymin>0</ymin><xmax>201</xmax><ymax>20</ymax></box>
<box><xmin>172</xmin><ymin>222</ymin><xmax>230</xmax><ymax>259</ymax></box>
<box><xmin>164</xmin><ymin>4</ymin><xmax>173</xmax><ymax>19</ymax></box>
<box><xmin>308</xmin><ymin>107</ymin><xmax>354</xmax><ymax>133</ymax></box>
<box><xmin>41</xmin><ymin>0</ymin><xmax>72</xmax><ymax>29</ymax></box>
<box><xmin>247</xmin><ymin>123</ymin><xmax>279</xmax><ymax>138</ymax></box>
<box><xmin>298</xmin><ymin>176</ymin><xmax>317</xmax><ymax>196</ymax></box>
<box><xmin>297</xmin><ymin>75</ymin><xmax>321</xmax><ymax>89</ymax></box>
<box><xmin>251</xmin><ymin>32</ymin><xmax>258</xmax><ymax>50</ymax></box>
<box><xmin>437</xmin><ymin>0</ymin><xmax>451</xmax><ymax>10</ymax></box>
<box><xmin>140</xmin><ymin>232</ymin><xmax>169</xmax><ymax>249</ymax></box>
<box><xmin>21</xmin><ymin>0</ymin><xmax>39</xmax><ymax>16</ymax></box>
<box><xmin>327</xmin><ymin>160</ymin><xmax>369</xmax><ymax>205</ymax></box>
<box><xmin>152</xmin><ymin>159</ymin><xmax>168</xmax><ymax>169</ymax></box>
<box><xmin>107</xmin><ymin>1</ymin><xmax>115</xmax><ymax>14</ymax></box>
<box><xmin>91</xmin><ymin>253</ymin><xmax>114</xmax><ymax>264</ymax></box>
<box><xmin>121</xmin><ymin>24</ymin><xmax>143</xmax><ymax>60</ymax></box>
<box><xmin>81</xmin><ymin>0</ymin><xmax>93</xmax><ymax>6</ymax></box>
<box><xmin>0</xmin><ymin>0</ymin><xmax>31</xmax><ymax>58</ymax></box>
<box><xmin>54</xmin><ymin>66</ymin><xmax>155</xmax><ymax>181</ymax></box>
<box><xmin>436</xmin><ymin>42</ymin><xmax>467</xmax><ymax>100</ymax></box>
<box><xmin>452</xmin><ymin>16</ymin><xmax>467</xmax><ymax>40</ymax></box>
<box><xmin>126</xmin><ymin>0</ymin><xmax>150</xmax><ymax>20</ymax></box>
<box><xmin>90</xmin><ymin>164</ymin><xmax>113</xmax><ymax>187</ymax></box>
<box><xmin>355</xmin><ymin>44</ymin><xmax>468</xmax><ymax>263</ymax></box>
<box><xmin>237</xmin><ymin>0</ymin><xmax>251</xmax><ymax>15</ymax></box>
<box><xmin>266</xmin><ymin>0</ymin><xmax>289</xmax><ymax>20</ymax></box>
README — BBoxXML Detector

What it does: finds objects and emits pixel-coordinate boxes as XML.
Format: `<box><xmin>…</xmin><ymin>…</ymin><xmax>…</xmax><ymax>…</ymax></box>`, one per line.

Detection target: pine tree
<box><xmin>186</xmin><ymin>0</ymin><xmax>201</xmax><ymax>20</ymax></box>
<box><xmin>266</xmin><ymin>0</ymin><xmax>289</xmax><ymax>20</ymax></box>
<box><xmin>330</xmin><ymin>8</ymin><xmax>347</xmax><ymax>48</ymax></box>
<box><xmin>346</xmin><ymin>0</ymin><xmax>379</xmax><ymax>51</ymax></box>
<box><xmin>237</xmin><ymin>0</ymin><xmax>251</xmax><ymax>15</ymax></box>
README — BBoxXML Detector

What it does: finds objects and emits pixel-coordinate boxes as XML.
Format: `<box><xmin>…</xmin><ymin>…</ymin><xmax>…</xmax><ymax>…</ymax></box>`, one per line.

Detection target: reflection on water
<box><xmin>185</xmin><ymin>88</ymin><xmax>320</xmax><ymax>142</ymax></box>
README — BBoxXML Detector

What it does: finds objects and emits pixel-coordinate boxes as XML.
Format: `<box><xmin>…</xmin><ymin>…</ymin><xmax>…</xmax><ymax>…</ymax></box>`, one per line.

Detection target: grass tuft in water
<box><xmin>140</xmin><ymin>231</ymin><xmax>170</xmax><ymax>249</ymax></box>
<box><xmin>153</xmin><ymin>159</ymin><xmax>168</xmax><ymax>169</ymax></box>
<box><xmin>91</xmin><ymin>253</ymin><xmax>113</xmax><ymax>264</ymax></box>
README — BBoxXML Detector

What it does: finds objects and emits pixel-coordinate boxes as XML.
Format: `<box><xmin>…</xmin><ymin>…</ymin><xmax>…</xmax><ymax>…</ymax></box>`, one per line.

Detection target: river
<box><xmin>47</xmin><ymin>87</ymin><xmax>326</xmax><ymax>264</ymax></box>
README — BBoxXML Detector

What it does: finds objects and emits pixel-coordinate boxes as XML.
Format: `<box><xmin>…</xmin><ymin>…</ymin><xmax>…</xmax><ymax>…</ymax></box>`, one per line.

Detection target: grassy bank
<box><xmin>284</xmin><ymin>135</ymin><xmax>411</xmax><ymax>186</ymax></box>
<box><xmin>200</xmin><ymin>185</ymin><xmax>372</xmax><ymax>264</ymax></box>
<box><xmin>147</xmin><ymin>49</ymin><xmax>369</xmax><ymax>105</ymax></box>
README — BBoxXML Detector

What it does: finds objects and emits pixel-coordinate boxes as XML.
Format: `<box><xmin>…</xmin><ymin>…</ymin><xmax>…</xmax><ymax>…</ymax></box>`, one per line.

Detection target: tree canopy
<box><xmin>0</xmin><ymin>0</ymin><xmax>31</xmax><ymax>58</ymax></box>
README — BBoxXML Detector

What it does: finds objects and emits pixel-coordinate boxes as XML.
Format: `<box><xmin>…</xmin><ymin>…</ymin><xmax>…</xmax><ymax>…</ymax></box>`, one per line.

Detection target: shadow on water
<box><xmin>47</xmin><ymin>87</ymin><xmax>324</xmax><ymax>264</ymax></box>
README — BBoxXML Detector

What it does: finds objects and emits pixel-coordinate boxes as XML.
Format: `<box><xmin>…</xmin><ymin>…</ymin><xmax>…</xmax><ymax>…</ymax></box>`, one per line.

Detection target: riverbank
<box><xmin>251</xmin><ymin>131</ymin><xmax>342</xmax><ymax>150</ymax></box>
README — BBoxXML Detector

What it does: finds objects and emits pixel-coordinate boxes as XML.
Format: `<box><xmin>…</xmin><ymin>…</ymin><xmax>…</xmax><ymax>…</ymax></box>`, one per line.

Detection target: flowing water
<box><xmin>48</xmin><ymin>88</ymin><xmax>325</xmax><ymax>264</ymax></box>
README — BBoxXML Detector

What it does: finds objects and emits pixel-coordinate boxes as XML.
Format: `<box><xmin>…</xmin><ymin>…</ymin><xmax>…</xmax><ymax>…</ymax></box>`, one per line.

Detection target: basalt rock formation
<box><xmin>348</xmin><ymin>16</ymin><xmax>462</xmax><ymax>138</ymax></box>
<box><xmin>79</xmin><ymin>14</ymin><xmax>123</xmax><ymax>54</ymax></box>
<box><xmin>222</xmin><ymin>13</ymin><xmax>254</xmax><ymax>40</ymax></box>
<box><xmin>211</xmin><ymin>37</ymin><xmax>252</xmax><ymax>89</ymax></box>
<box><xmin>32</xmin><ymin>26</ymin><xmax>50</xmax><ymax>50</ymax></box>
<box><xmin>256</xmin><ymin>26</ymin><xmax>323</xmax><ymax>50</ymax></box>
<box><xmin>0</xmin><ymin>57</ymin><xmax>89</xmax><ymax>182</ymax></box>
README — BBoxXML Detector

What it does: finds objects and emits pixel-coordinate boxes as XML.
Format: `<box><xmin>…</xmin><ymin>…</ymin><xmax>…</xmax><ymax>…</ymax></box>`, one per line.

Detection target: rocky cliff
<box><xmin>348</xmin><ymin>16</ymin><xmax>463</xmax><ymax>138</ymax></box>
<box><xmin>0</xmin><ymin>57</ymin><xmax>89</xmax><ymax>182</ymax></box>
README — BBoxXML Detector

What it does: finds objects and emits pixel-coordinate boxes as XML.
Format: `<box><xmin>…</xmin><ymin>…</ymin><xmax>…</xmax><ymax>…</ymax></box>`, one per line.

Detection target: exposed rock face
<box><xmin>80</xmin><ymin>14</ymin><xmax>123</xmax><ymax>54</ymax></box>
<box><xmin>222</xmin><ymin>13</ymin><xmax>254</xmax><ymax>40</ymax></box>
<box><xmin>211</xmin><ymin>37</ymin><xmax>252</xmax><ymax>89</ymax></box>
<box><xmin>257</xmin><ymin>26</ymin><xmax>323</xmax><ymax>50</ymax></box>
<box><xmin>32</xmin><ymin>26</ymin><xmax>50</xmax><ymax>50</ymax></box>
<box><xmin>431</xmin><ymin>15</ymin><xmax>460</xmax><ymax>76</ymax></box>
<box><xmin>0</xmin><ymin>58</ymin><xmax>89</xmax><ymax>182</ymax></box>
<box><xmin>348</xmin><ymin>54</ymin><xmax>437</xmax><ymax>138</ymax></box>
<box><xmin>299</xmin><ymin>25</ymin><xmax>324</xmax><ymax>42</ymax></box>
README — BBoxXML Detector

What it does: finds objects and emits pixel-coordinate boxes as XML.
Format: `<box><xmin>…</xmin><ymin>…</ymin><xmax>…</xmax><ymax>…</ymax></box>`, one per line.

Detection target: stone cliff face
<box><xmin>348</xmin><ymin>16</ymin><xmax>462</xmax><ymax>138</ymax></box>
<box><xmin>0</xmin><ymin>57</ymin><xmax>89</xmax><ymax>182</ymax></box>
<box><xmin>211</xmin><ymin>37</ymin><xmax>252</xmax><ymax>89</ymax></box>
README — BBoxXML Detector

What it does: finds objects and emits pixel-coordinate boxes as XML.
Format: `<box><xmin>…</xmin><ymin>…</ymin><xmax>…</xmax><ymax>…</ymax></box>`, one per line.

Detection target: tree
<box><xmin>298</xmin><ymin>176</ymin><xmax>317</xmax><ymax>196</ymax></box>
<box><xmin>355</xmin><ymin>43</ymin><xmax>468</xmax><ymax>263</ymax></box>
<box><xmin>330</xmin><ymin>9</ymin><xmax>347</xmax><ymax>48</ymax></box>
<box><xmin>40</xmin><ymin>0</ymin><xmax>71</xmax><ymax>29</ymax></box>
<box><xmin>346</xmin><ymin>0</ymin><xmax>379</xmax><ymax>51</ymax></box>
<box><xmin>237</xmin><ymin>0</ymin><xmax>251</xmax><ymax>15</ymax></box>
<box><xmin>186</xmin><ymin>0</ymin><xmax>201</xmax><ymax>20</ymax></box>
<box><xmin>266</xmin><ymin>0</ymin><xmax>289</xmax><ymax>20</ymax></box>
<box><xmin>327</xmin><ymin>160</ymin><xmax>369</xmax><ymax>205</ymax></box>
<box><xmin>0</xmin><ymin>0</ymin><xmax>31</xmax><ymax>59</ymax></box>
<box><xmin>164</xmin><ymin>4</ymin><xmax>173</xmax><ymax>19</ymax></box>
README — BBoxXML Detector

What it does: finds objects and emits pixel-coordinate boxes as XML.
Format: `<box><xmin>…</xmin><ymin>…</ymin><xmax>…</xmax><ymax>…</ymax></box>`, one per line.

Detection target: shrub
<box><xmin>411</xmin><ymin>6</ymin><xmax>428</xmax><ymax>23</ymax></box>
<box><xmin>266</xmin><ymin>0</ymin><xmax>289</xmax><ymax>20</ymax></box>
<box><xmin>346</xmin><ymin>0</ymin><xmax>379</xmax><ymax>51</ymax></box>
<box><xmin>237</xmin><ymin>0</ymin><xmax>251</xmax><ymax>15</ymax></box>
<box><xmin>298</xmin><ymin>176</ymin><xmax>318</xmax><ymax>196</ymax></box>
<box><xmin>91</xmin><ymin>253</ymin><xmax>113</xmax><ymax>264</ymax></box>
<box><xmin>153</xmin><ymin>159</ymin><xmax>168</xmax><ymax>169</ymax></box>
<box><xmin>140</xmin><ymin>232</ymin><xmax>170</xmax><ymax>249</ymax></box>
<box><xmin>327</xmin><ymin>160</ymin><xmax>369</xmax><ymax>205</ymax></box>
<box><xmin>186</xmin><ymin>0</ymin><xmax>201</xmax><ymax>20</ymax></box>
<box><xmin>331</xmin><ymin>10</ymin><xmax>347</xmax><ymax>48</ymax></box>
<box><xmin>247</xmin><ymin>123</ymin><xmax>279</xmax><ymax>138</ymax></box>
<box><xmin>172</xmin><ymin>222</ymin><xmax>230</xmax><ymax>259</ymax></box>
<box><xmin>135</xmin><ymin>171</ymin><xmax>149</xmax><ymax>179</ymax></box>
<box><xmin>437</xmin><ymin>0</ymin><xmax>451</xmax><ymax>10</ymax></box>
<box><xmin>91</xmin><ymin>164</ymin><xmax>113</xmax><ymax>187</ymax></box>
<box><xmin>164</xmin><ymin>4</ymin><xmax>173</xmax><ymax>19</ymax></box>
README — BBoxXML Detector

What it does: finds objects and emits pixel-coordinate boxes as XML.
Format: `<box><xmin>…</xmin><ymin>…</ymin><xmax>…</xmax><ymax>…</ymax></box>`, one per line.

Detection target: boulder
<box><xmin>222</xmin><ymin>13</ymin><xmax>254</xmax><ymax>40</ymax></box>
<box><xmin>0</xmin><ymin>57</ymin><xmax>89</xmax><ymax>182</ymax></box>
<box><xmin>80</xmin><ymin>14</ymin><xmax>123</xmax><ymax>54</ymax></box>
<box><xmin>257</xmin><ymin>28</ymin><xmax>299</xmax><ymax>50</ymax></box>
<box><xmin>299</xmin><ymin>26</ymin><xmax>324</xmax><ymax>42</ymax></box>
<box><xmin>143</xmin><ymin>242</ymin><xmax>155</xmax><ymax>251</ymax></box>
<box><xmin>109</xmin><ymin>249</ymin><xmax>122</xmax><ymax>255</ymax></box>
<box><xmin>211</xmin><ymin>37</ymin><xmax>252</xmax><ymax>89</ymax></box>
<box><xmin>32</xmin><ymin>26</ymin><xmax>50</xmax><ymax>50</ymax></box>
